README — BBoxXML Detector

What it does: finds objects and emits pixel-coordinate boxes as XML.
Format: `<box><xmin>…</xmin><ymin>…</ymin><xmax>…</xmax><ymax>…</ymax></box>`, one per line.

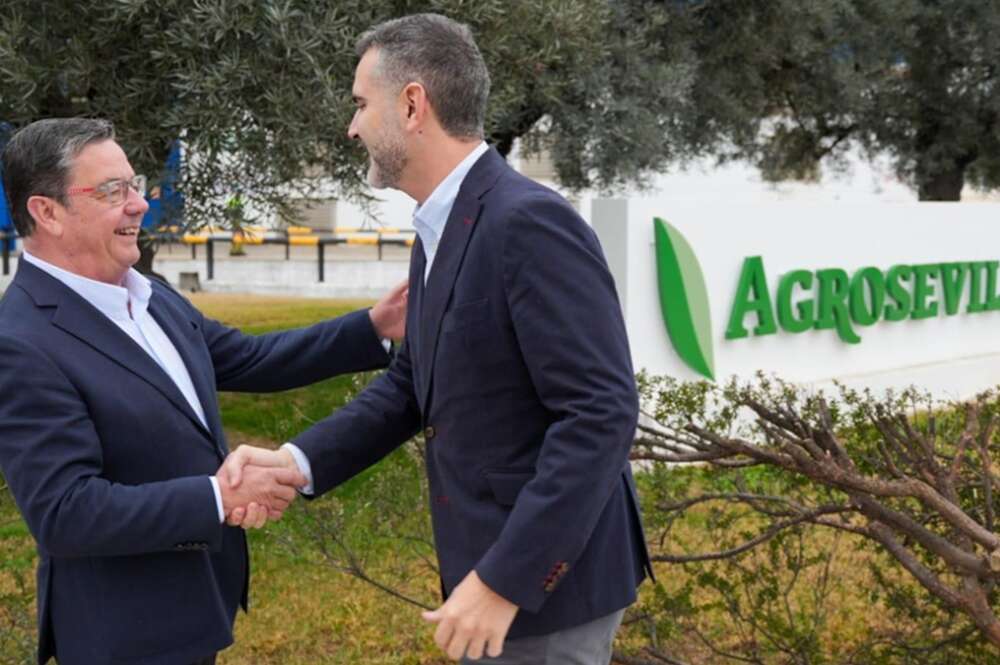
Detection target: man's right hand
<box><xmin>218</xmin><ymin>446</ymin><xmax>304</xmax><ymax>528</ymax></box>
<box><xmin>369</xmin><ymin>279</ymin><xmax>409</xmax><ymax>341</ymax></box>
<box><xmin>216</xmin><ymin>449</ymin><xmax>304</xmax><ymax>529</ymax></box>
<box><xmin>219</xmin><ymin>445</ymin><xmax>300</xmax><ymax>489</ymax></box>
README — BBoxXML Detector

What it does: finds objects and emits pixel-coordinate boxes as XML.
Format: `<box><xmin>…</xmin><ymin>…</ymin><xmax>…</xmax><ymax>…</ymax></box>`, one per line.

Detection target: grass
<box><xmin>192</xmin><ymin>293</ymin><xmax>379</xmax><ymax>443</ymax></box>
<box><xmin>228</xmin><ymin>528</ymin><xmax>447</xmax><ymax>664</ymax></box>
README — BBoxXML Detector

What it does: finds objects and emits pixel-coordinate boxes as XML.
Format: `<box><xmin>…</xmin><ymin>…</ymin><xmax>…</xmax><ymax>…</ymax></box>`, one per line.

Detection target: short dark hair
<box><xmin>1</xmin><ymin>118</ymin><xmax>115</xmax><ymax>237</ymax></box>
<box><xmin>356</xmin><ymin>13</ymin><xmax>490</xmax><ymax>140</ymax></box>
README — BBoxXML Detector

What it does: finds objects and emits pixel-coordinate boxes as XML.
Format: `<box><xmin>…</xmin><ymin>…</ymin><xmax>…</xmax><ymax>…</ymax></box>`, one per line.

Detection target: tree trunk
<box><xmin>132</xmin><ymin>139</ymin><xmax>177</xmax><ymax>283</ymax></box>
<box><xmin>918</xmin><ymin>166</ymin><xmax>966</xmax><ymax>201</ymax></box>
<box><xmin>134</xmin><ymin>230</ymin><xmax>165</xmax><ymax>282</ymax></box>
<box><xmin>488</xmin><ymin>103</ymin><xmax>545</xmax><ymax>158</ymax></box>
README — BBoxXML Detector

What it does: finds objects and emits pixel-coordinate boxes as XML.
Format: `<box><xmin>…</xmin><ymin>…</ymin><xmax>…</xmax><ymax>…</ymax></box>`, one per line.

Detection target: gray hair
<box><xmin>1</xmin><ymin>118</ymin><xmax>115</xmax><ymax>237</ymax></box>
<box><xmin>356</xmin><ymin>13</ymin><xmax>490</xmax><ymax>140</ymax></box>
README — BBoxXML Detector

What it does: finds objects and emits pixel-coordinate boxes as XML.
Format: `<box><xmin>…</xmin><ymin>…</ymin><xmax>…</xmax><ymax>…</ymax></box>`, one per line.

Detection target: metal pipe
<box><xmin>318</xmin><ymin>242</ymin><xmax>325</xmax><ymax>282</ymax></box>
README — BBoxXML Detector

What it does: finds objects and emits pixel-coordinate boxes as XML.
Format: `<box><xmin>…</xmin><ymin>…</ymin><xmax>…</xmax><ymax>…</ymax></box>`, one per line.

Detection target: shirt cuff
<box><xmin>282</xmin><ymin>442</ymin><xmax>315</xmax><ymax>495</ymax></box>
<box><xmin>381</xmin><ymin>338</ymin><xmax>392</xmax><ymax>353</ymax></box>
<box><xmin>209</xmin><ymin>476</ymin><xmax>225</xmax><ymax>523</ymax></box>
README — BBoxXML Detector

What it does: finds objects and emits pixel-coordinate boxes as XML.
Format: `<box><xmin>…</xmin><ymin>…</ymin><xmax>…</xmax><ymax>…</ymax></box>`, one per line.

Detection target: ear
<box><xmin>400</xmin><ymin>82</ymin><xmax>431</xmax><ymax>132</ymax></box>
<box><xmin>25</xmin><ymin>195</ymin><xmax>65</xmax><ymax>238</ymax></box>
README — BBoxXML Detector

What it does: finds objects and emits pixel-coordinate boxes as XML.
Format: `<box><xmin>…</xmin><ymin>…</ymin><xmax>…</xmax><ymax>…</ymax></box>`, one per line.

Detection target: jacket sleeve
<box><xmin>474</xmin><ymin>195</ymin><xmax>640</xmax><ymax>613</ymax></box>
<box><xmin>198</xmin><ymin>306</ymin><xmax>391</xmax><ymax>393</ymax></box>
<box><xmin>0</xmin><ymin>334</ymin><xmax>223</xmax><ymax>558</ymax></box>
<box><xmin>290</xmin><ymin>335</ymin><xmax>422</xmax><ymax>496</ymax></box>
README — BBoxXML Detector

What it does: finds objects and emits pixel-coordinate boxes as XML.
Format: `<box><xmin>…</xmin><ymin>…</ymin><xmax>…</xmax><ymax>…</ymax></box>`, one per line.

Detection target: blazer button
<box><xmin>424</xmin><ymin>426</ymin><xmax>436</xmax><ymax>440</ymax></box>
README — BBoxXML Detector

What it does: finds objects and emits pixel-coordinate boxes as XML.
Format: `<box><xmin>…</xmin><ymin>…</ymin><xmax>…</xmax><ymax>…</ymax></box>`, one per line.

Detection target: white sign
<box><xmin>592</xmin><ymin>200</ymin><xmax>1000</xmax><ymax>400</ymax></box>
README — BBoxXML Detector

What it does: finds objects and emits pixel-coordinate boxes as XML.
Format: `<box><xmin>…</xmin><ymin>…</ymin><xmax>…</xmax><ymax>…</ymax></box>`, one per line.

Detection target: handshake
<box><xmin>215</xmin><ymin>446</ymin><xmax>303</xmax><ymax>529</ymax></box>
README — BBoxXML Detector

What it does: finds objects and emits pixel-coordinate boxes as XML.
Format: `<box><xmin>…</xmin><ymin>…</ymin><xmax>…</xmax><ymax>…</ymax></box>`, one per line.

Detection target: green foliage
<box><xmin>5</xmin><ymin>0</ymin><xmax>997</xmax><ymax>212</ymax></box>
<box><xmin>499</xmin><ymin>0</ymin><xmax>692</xmax><ymax>191</ymax></box>
<box><xmin>0</xmin><ymin>0</ymin><xmax>694</xmax><ymax>231</ymax></box>
<box><xmin>1</xmin><ymin>0</ymin><xmax>362</xmax><ymax>228</ymax></box>
<box><xmin>628</xmin><ymin>374</ymin><xmax>1000</xmax><ymax>662</ymax></box>
<box><xmin>637</xmin><ymin>0</ymin><xmax>1000</xmax><ymax>200</ymax></box>
<box><xmin>633</xmin><ymin>464</ymin><xmax>849</xmax><ymax>664</ymax></box>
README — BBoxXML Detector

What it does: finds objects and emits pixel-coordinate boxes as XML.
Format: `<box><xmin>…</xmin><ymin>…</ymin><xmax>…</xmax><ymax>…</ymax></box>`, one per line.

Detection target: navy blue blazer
<box><xmin>0</xmin><ymin>261</ymin><xmax>390</xmax><ymax>665</ymax></box>
<box><xmin>294</xmin><ymin>148</ymin><xmax>652</xmax><ymax>639</ymax></box>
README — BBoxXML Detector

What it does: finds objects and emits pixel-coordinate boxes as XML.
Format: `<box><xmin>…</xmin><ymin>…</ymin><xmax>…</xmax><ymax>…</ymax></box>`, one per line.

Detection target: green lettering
<box><xmin>938</xmin><ymin>263</ymin><xmax>968</xmax><ymax>315</ymax></box>
<box><xmin>883</xmin><ymin>265</ymin><xmax>913</xmax><ymax>322</ymax></box>
<box><xmin>776</xmin><ymin>270</ymin><xmax>814</xmax><ymax>333</ymax></box>
<box><xmin>987</xmin><ymin>261</ymin><xmax>1000</xmax><ymax>311</ymax></box>
<box><xmin>725</xmin><ymin>256</ymin><xmax>777</xmax><ymax>339</ymax></box>
<box><xmin>814</xmin><ymin>269</ymin><xmax>860</xmax><ymax>344</ymax></box>
<box><xmin>849</xmin><ymin>267</ymin><xmax>885</xmax><ymax>327</ymax></box>
<box><xmin>968</xmin><ymin>261</ymin><xmax>987</xmax><ymax>313</ymax></box>
<box><xmin>911</xmin><ymin>264</ymin><xmax>940</xmax><ymax>320</ymax></box>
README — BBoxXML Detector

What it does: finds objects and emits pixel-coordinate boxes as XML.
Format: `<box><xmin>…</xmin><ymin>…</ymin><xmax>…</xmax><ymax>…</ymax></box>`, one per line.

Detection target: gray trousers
<box><xmin>461</xmin><ymin>609</ymin><xmax>625</xmax><ymax>665</ymax></box>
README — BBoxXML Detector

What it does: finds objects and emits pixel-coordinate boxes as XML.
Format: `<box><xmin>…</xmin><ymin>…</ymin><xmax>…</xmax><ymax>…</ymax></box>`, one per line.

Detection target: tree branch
<box><xmin>652</xmin><ymin>505</ymin><xmax>855</xmax><ymax>563</ymax></box>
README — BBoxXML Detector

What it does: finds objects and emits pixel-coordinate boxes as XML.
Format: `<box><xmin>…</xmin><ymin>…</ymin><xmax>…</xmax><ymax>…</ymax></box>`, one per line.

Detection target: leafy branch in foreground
<box><xmin>278</xmin><ymin>433</ymin><xmax>439</xmax><ymax>613</ymax></box>
<box><xmin>633</xmin><ymin>374</ymin><xmax>1000</xmax><ymax>656</ymax></box>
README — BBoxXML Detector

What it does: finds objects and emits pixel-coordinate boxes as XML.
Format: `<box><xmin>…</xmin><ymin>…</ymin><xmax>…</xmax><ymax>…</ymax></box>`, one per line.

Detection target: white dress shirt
<box><xmin>412</xmin><ymin>141</ymin><xmax>489</xmax><ymax>282</ymax></box>
<box><xmin>285</xmin><ymin>141</ymin><xmax>490</xmax><ymax>493</ymax></box>
<box><xmin>22</xmin><ymin>251</ymin><xmax>226</xmax><ymax>521</ymax></box>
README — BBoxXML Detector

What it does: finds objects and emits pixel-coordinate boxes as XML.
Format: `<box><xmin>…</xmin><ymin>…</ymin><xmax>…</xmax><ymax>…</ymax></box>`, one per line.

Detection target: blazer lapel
<box><xmin>18</xmin><ymin>262</ymin><xmax>215</xmax><ymax>442</ymax></box>
<box><xmin>50</xmin><ymin>294</ymin><xmax>214</xmax><ymax>440</ymax></box>
<box><xmin>147</xmin><ymin>295</ymin><xmax>225</xmax><ymax>454</ymax></box>
<box><xmin>417</xmin><ymin>151</ymin><xmax>505</xmax><ymax>409</ymax></box>
<box><xmin>408</xmin><ymin>237</ymin><xmax>428</xmax><ymax>410</ymax></box>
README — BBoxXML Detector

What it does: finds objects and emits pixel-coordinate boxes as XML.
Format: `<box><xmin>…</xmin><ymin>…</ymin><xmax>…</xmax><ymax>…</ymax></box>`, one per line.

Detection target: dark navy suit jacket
<box><xmin>0</xmin><ymin>261</ymin><xmax>390</xmax><ymax>665</ymax></box>
<box><xmin>294</xmin><ymin>149</ymin><xmax>652</xmax><ymax>639</ymax></box>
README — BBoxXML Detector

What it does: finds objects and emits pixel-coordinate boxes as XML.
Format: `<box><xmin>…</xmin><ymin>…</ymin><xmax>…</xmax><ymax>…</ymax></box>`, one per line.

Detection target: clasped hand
<box><xmin>215</xmin><ymin>446</ymin><xmax>304</xmax><ymax>529</ymax></box>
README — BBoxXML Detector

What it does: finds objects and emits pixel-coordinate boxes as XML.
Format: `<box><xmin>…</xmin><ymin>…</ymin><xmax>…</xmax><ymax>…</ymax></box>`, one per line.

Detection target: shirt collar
<box><xmin>412</xmin><ymin>141</ymin><xmax>489</xmax><ymax>260</ymax></box>
<box><xmin>22</xmin><ymin>250</ymin><xmax>152</xmax><ymax>322</ymax></box>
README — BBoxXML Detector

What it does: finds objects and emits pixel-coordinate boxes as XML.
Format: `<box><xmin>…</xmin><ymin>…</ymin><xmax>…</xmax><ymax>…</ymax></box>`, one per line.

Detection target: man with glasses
<box><xmin>0</xmin><ymin>118</ymin><xmax>406</xmax><ymax>665</ymax></box>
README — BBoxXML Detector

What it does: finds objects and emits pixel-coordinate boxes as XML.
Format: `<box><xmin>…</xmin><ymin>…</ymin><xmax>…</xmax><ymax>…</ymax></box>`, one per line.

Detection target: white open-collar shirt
<box><xmin>22</xmin><ymin>251</ymin><xmax>225</xmax><ymax>521</ymax></box>
<box><xmin>412</xmin><ymin>141</ymin><xmax>489</xmax><ymax>281</ymax></box>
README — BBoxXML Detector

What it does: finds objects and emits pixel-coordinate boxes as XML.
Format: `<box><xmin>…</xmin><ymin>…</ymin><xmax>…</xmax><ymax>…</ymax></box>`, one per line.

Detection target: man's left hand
<box><xmin>369</xmin><ymin>279</ymin><xmax>409</xmax><ymax>341</ymax></box>
<box><xmin>422</xmin><ymin>570</ymin><xmax>519</xmax><ymax>661</ymax></box>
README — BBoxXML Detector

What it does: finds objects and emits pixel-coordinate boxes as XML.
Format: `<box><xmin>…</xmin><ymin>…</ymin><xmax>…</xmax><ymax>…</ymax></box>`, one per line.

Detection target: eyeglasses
<box><xmin>66</xmin><ymin>175</ymin><xmax>147</xmax><ymax>206</ymax></box>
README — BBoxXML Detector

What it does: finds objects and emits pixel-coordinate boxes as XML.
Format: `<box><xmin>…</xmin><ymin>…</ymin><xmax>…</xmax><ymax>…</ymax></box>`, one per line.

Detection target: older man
<box><xmin>226</xmin><ymin>13</ymin><xmax>652</xmax><ymax>664</ymax></box>
<box><xmin>0</xmin><ymin>118</ymin><xmax>405</xmax><ymax>665</ymax></box>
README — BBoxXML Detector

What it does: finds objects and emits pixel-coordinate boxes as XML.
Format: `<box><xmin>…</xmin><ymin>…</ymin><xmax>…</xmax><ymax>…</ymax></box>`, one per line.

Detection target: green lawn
<box><xmin>198</xmin><ymin>292</ymin><xmax>377</xmax><ymax>442</ymax></box>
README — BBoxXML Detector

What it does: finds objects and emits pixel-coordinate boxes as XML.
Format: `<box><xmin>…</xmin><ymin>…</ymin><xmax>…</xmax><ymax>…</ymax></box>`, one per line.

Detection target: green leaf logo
<box><xmin>653</xmin><ymin>217</ymin><xmax>715</xmax><ymax>380</ymax></box>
